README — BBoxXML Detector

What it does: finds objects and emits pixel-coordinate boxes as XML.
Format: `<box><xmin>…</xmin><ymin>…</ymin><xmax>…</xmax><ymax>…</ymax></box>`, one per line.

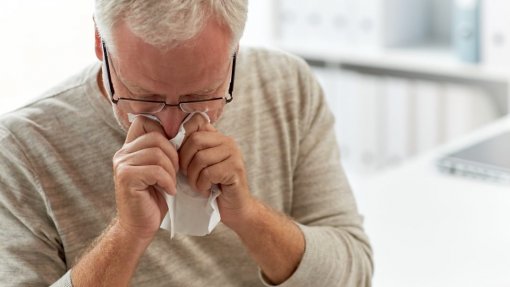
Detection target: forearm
<box><xmin>71</xmin><ymin>218</ymin><xmax>152</xmax><ymax>287</ymax></box>
<box><xmin>229</xmin><ymin>199</ymin><xmax>305</xmax><ymax>285</ymax></box>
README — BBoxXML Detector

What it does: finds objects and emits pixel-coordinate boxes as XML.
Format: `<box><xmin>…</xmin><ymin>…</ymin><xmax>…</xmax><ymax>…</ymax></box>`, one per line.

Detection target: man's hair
<box><xmin>94</xmin><ymin>0</ymin><xmax>248</xmax><ymax>52</ymax></box>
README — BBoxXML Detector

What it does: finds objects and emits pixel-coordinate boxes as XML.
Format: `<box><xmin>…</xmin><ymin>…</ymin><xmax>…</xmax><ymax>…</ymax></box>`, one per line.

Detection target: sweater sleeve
<box><xmin>261</xmin><ymin>59</ymin><xmax>373</xmax><ymax>287</ymax></box>
<box><xmin>0</xmin><ymin>126</ymin><xmax>72</xmax><ymax>287</ymax></box>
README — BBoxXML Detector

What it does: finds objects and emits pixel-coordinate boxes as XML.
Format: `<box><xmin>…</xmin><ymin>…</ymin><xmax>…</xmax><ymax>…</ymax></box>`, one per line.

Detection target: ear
<box><xmin>93</xmin><ymin>18</ymin><xmax>103</xmax><ymax>61</ymax></box>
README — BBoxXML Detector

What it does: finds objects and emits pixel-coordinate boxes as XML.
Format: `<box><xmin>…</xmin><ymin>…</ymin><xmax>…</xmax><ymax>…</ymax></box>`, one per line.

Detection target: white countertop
<box><xmin>356</xmin><ymin>116</ymin><xmax>510</xmax><ymax>287</ymax></box>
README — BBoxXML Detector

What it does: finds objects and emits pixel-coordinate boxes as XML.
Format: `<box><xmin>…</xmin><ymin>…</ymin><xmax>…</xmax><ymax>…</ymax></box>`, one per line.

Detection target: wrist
<box><xmin>111</xmin><ymin>218</ymin><xmax>155</xmax><ymax>250</ymax></box>
<box><xmin>71</xmin><ymin>218</ymin><xmax>154</xmax><ymax>286</ymax></box>
<box><xmin>222</xmin><ymin>197</ymin><xmax>262</xmax><ymax>234</ymax></box>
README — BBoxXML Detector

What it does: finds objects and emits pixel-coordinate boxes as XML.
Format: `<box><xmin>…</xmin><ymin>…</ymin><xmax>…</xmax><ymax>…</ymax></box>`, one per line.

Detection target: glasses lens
<box><xmin>117</xmin><ymin>98</ymin><xmax>164</xmax><ymax>114</ymax></box>
<box><xmin>180</xmin><ymin>98</ymin><xmax>225</xmax><ymax>113</ymax></box>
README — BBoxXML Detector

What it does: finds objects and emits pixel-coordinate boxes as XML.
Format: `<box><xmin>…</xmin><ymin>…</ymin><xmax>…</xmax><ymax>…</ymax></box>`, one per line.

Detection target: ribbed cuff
<box><xmin>258</xmin><ymin>223</ymin><xmax>332</xmax><ymax>287</ymax></box>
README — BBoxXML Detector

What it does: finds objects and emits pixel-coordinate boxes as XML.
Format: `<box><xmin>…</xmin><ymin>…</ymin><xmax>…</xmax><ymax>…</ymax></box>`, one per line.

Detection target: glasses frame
<box><xmin>101</xmin><ymin>41</ymin><xmax>236</xmax><ymax>113</ymax></box>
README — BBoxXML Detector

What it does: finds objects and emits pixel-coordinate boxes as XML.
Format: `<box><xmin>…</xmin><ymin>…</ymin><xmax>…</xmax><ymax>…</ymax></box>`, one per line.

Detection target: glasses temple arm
<box><xmin>102</xmin><ymin>41</ymin><xmax>118</xmax><ymax>104</ymax></box>
<box><xmin>226</xmin><ymin>53</ymin><xmax>237</xmax><ymax>103</ymax></box>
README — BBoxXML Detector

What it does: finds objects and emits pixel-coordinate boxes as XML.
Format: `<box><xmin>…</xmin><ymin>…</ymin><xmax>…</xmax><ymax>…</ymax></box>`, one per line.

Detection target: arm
<box><xmin>70</xmin><ymin>218</ymin><xmax>152</xmax><ymax>286</ymax></box>
<box><xmin>226</xmin><ymin>199</ymin><xmax>305</xmax><ymax>285</ymax></box>
<box><xmin>178</xmin><ymin>115</ymin><xmax>304</xmax><ymax>284</ymax></box>
<box><xmin>0</xmin><ymin>128</ymin><xmax>69</xmax><ymax>286</ymax></box>
<box><xmin>70</xmin><ymin>116</ymin><xmax>179</xmax><ymax>286</ymax></box>
<box><xmin>275</xmin><ymin>60</ymin><xmax>373</xmax><ymax>286</ymax></box>
<box><xmin>1</xmin><ymin>115</ymin><xmax>178</xmax><ymax>286</ymax></box>
<box><xmin>178</xmin><ymin>57</ymin><xmax>372</xmax><ymax>286</ymax></box>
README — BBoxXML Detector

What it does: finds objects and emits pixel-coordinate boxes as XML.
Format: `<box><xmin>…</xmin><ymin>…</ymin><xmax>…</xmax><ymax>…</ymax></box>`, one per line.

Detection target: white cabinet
<box><xmin>271</xmin><ymin>0</ymin><xmax>510</xmax><ymax>174</ymax></box>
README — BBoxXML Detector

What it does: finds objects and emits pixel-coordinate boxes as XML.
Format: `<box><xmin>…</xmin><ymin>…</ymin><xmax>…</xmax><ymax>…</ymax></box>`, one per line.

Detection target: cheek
<box><xmin>207</xmin><ymin>106</ymin><xmax>224</xmax><ymax>124</ymax></box>
<box><xmin>112</xmin><ymin>105</ymin><xmax>131</xmax><ymax>132</ymax></box>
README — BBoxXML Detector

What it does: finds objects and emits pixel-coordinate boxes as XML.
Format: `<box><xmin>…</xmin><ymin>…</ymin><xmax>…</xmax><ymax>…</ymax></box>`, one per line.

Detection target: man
<box><xmin>0</xmin><ymin>1</ymin><xmax>373</xmax><ymax>286</ymax></box>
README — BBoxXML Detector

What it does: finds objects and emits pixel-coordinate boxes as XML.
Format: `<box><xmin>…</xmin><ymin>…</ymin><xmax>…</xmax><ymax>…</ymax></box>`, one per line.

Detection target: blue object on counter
<box><xmin>453</xmin><ymin>0</ymin><xmax>480</xmax><ymax>63</ymax></box>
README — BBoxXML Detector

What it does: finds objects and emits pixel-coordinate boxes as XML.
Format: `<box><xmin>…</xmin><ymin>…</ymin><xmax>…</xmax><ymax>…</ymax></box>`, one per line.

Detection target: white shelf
<box><xmin>278</xmin><ymin>44</ymin><xmax>510</xmax><ymax>83</ymax></box>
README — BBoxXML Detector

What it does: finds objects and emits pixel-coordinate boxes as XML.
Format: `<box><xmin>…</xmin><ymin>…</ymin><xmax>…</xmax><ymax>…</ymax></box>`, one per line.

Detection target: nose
<box><xmin>154</xmin><ymin>109</ymin><xmax>188</xmax><ymax>139</ymax></box>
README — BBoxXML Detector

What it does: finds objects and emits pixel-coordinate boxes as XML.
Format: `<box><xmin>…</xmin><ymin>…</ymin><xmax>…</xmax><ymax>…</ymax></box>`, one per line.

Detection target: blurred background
<box><xmin>1</xmin><ymin>0</ymin><xmax>508</xmax><ymax>180</ymax></box>
<box><xmin>1</xmin><ymin>1</ymin><xmax>509</xmax><ymax>286</ymax></box>
<box><xmin>241</xmin><ymin>0</ymin><xmax>510</xmax><ymax>180</ymax></box>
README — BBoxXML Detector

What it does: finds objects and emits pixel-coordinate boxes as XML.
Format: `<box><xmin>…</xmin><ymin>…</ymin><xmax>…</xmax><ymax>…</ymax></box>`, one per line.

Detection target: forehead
<box><xmin>110</xmin><ymin>19</ymin><xmax>233</xmax><ymax>96</ymax></box>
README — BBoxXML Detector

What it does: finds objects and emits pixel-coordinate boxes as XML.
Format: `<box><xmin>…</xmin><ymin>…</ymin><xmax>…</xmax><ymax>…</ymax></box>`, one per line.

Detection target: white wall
<box><xmin>0</xmin><ymin>1</ymin><xmax>95</xmax><ymax>114</ymax></box>
<box><xmin>240</xmin><ymin>0</ymin><xmax>276</xmax><ymax>47</ymax></box>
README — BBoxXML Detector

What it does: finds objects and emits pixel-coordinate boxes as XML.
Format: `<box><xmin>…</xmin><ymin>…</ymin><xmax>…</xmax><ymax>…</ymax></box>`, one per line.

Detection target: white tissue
<box><xmin>128</xmin><ymin>112</ymin><xmax>221</xmax><ymax>238</ymax></box>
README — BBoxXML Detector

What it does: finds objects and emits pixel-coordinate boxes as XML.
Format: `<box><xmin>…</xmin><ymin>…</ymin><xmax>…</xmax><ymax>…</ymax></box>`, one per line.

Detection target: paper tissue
<box><xmin>128</xmin><ymin>112</ymin><xmax>221</xmax><ymax>238</ymax></box>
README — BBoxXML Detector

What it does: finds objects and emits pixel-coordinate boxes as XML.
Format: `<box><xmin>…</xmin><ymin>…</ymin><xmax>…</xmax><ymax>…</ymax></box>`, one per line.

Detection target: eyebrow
<box><xmin>126</xmin><ymin>81</ymin><xmax>220</xmax><ymax>97</ymax></box>
<box><xmin>119</xmin><ymin>66</ymin><xmax>229</xmax><ymax>98</ymax></box>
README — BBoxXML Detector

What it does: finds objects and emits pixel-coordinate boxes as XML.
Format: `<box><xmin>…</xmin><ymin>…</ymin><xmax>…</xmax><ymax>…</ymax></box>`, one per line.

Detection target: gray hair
<box><xmin>94</xmin><ymin>0</ymin><xmax>248</xmax><ymax>52</ymax></box>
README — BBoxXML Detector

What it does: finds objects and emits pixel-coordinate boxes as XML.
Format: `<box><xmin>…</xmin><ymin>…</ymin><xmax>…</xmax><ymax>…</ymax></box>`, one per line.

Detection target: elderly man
<box><xmin>0</xmin><ymin>1</ymin><xmax>372</xmax><ymax>286</ymax></box>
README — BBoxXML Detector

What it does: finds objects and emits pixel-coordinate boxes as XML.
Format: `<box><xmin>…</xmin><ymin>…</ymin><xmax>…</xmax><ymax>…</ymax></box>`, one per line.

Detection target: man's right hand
<box><xmin>112</xmin><ymin>116</ymin><xmax>179</xmax><ymax>240</ymax></box>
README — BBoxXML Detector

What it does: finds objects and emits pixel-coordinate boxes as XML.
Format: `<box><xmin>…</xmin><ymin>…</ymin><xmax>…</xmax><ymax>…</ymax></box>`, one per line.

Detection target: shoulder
<box><xmin>236</xmin><ymin>46</ymin><xmax>320</xmax><ymax>103</ymax></box>
<box><xmin>238</xmin><ymin>47</ymin><xmax>308</xmax><ymax>68</ymax></box>
<box><xmin>235</xmin><ymin>46</ymin><xmax>324</xmax><ymax>122</ymax></box>
<box><xmin>237</xmin><ymin>46</ymin><xmax>314</xmax><ymax>84</ymax></box>
<box><xmin>0</xmin><ymin>63</ymin><xmax>100</xmax><ymax>143</ymax></box>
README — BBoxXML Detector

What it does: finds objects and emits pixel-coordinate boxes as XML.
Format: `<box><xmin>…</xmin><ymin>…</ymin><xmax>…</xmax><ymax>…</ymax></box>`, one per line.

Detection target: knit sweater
<box><xmin>0</xmin><ymin>47</ymin><xmax>372</xmax><ymax>286</ymax></box>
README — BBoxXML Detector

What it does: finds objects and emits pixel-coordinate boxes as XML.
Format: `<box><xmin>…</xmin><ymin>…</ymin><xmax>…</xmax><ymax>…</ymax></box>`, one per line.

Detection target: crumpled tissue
<box><xmin>128</xmin><ymin>112</ymin><xmax>221</xmax><ymax>238</ymax></box>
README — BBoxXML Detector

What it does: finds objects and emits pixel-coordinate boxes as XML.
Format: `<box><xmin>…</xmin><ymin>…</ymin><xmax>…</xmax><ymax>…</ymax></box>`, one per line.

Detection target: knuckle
<box><xmin>224</xmin><ymin>136</ymin><xmax>235</xmax><ymax>145</ymax></box>
<box><xmin>112</xmin><ymin>154</ymin><xmax>126</xmax><ymax>171</ymax></box>
<box><xmin>171</xmin><ymin>155</ymin><xmax>179</xmax><ymax>170</ymax></box>
<box><xmin>156</xmin><ymin>165</ymin><xmax>168</xmax><ymax>176</ymax></box>
<box><xmin>154</xmin><ymin>131</ymin><xmax>169</xmax><ymax>142</ymax></box>
<box><xmin>158</xmin><ymin>158</ymin><xmax>170</xmax><ymax>173</ymax></box>
<box><xmin>146</xmin><ymin>132</ymin><xmax>166</xmax><ymax>145</ymax></box>
<box><xmin>113</xmin><ymin>148</ymin><xmax>126</xmax><ymax>160</ymax></box>
<box><xmin>152</xmin><ymin>147</ymin><xmax>165</xmax><ymax>159</ymax></box>
<box><xmin>115</xmin><ymin>163</ymin><xmax>130</xmax><ymax>175</ymax></box>
<box><xmin>188</xmin><ymin>132</ymin><xmax>202</xmax><ymax>145</ymax></box>
<box><xmin>202</xmin><ymin>166</ymin><xmax>213</xmax><ymax>180</ymax></box>
<box><xmin>234</xmin><ymin>160</ymin><xmax>246</xmax><ymax>173</ymax></box>
<box><xmin>194</xmin><ymin>150</ymin><xmax>207</xmax><ymax>163</ymax></box>
<box><xmin>227</xmin><ymin>159</ymin><xmax>244</xmax><ymax>177</ymax></box>
<box><xmin>112</xmin><ymin>157</ymin><xmax>121</xmax><ymax>170</ymax></box>
<box><xmin>115</xmin><ymin>165</ymin><xmax>132</xmax><ymax>185</ymax></box>
<box><xmin>224</xmin><ymin>137</ymin><xmax>239</xmax><ymax>151</ymax></box>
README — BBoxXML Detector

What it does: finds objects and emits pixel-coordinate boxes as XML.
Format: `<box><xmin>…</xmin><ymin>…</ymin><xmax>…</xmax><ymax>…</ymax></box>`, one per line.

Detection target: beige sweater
<box><xmin>0</xmin><ymin>48</ymin><xmax>372</xmax><ymax>286</ymax></box>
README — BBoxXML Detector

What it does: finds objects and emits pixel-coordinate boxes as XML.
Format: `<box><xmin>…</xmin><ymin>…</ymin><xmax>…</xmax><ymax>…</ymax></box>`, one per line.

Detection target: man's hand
<box><xmin>179</xmin><ymin>114</ymin><xmax>305</xmax><ymax>284</ymax></box>
<box><xmin>112</xmin><ymin>116</ymin><xmax>179</xmax><ymax>240</ymax></box>
<box><xmin>179</xmin><ymin>114</ymin><xmax>255</xmax><ymax>228</ymax></box>
<box><xmin>72</xmin><ymin>116</ymin><xmax>179</xmax><ymax>286</ymax></box>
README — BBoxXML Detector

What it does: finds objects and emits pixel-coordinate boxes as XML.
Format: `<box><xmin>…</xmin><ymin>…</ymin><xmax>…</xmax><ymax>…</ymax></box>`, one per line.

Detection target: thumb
<box><xmin>125</xmin><ymin>115</ymin><xmax>166</xmax><ymax>143</ymax></box>
<box><xmin>182</xmin><ymin>112</ymin><xmax>216</xmax><ymax>135</ymax></box>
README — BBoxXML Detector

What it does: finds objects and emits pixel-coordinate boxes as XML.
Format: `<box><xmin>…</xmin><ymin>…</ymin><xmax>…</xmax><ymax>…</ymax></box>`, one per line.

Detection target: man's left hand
<box><xmin>179</xmin><ymin>114</ymin><xmax>255</xmax><ymax>228</ymax></box>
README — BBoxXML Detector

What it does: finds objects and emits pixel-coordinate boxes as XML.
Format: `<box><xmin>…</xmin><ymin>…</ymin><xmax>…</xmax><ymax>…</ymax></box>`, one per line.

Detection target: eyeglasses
<box><xmin>102</xmin><ymin>41</ymin><xmax>236</xmax><ymax>114</ymax></box>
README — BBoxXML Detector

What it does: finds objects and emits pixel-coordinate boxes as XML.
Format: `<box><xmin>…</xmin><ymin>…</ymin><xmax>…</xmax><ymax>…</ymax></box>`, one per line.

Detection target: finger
<box><xmin>125</xmin><ymin>115</ymin><xmax>167</xmax><ymax>144</ymax></box>
<box><xmin>179</xmin><ymin>131</ymin><xmax>223</xmax><ymax>174</ymax></box>
<box><xmin>195</xmin><ymin>158</ymin><xmax>239</xmax><ymax>196</ymax></box>
<box><xmin>124</xmin><ymin>132</ymin><xmax>179</xmax><ymax>171</ymax></box>
<box><xmin>186</xmin><ymin>145</ymin><xmax>232</xmax><ymax>192</ymax></box>
<box><xmin>121</xmin><ymin>147</ymin><xmax>178</xmax><ymax>184</ymax></box>
<box><xmin>143</xmin><ymin>166</ymin><xmax>176</xmax><ymax>196</ymax></box>
<box><xmin>118</xmin><ymin>165</ymin><xmax>176</xmax><ymax>196</ymax></box>
<box><xmin>150</xmin><ymin>186</ymin><xmax>170</xmax><ymax>220</ymax></box>
<box><xmin>182</xmin><ymin>113</ymin><xmax>216</xmax><ymax>143</ymax></box>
